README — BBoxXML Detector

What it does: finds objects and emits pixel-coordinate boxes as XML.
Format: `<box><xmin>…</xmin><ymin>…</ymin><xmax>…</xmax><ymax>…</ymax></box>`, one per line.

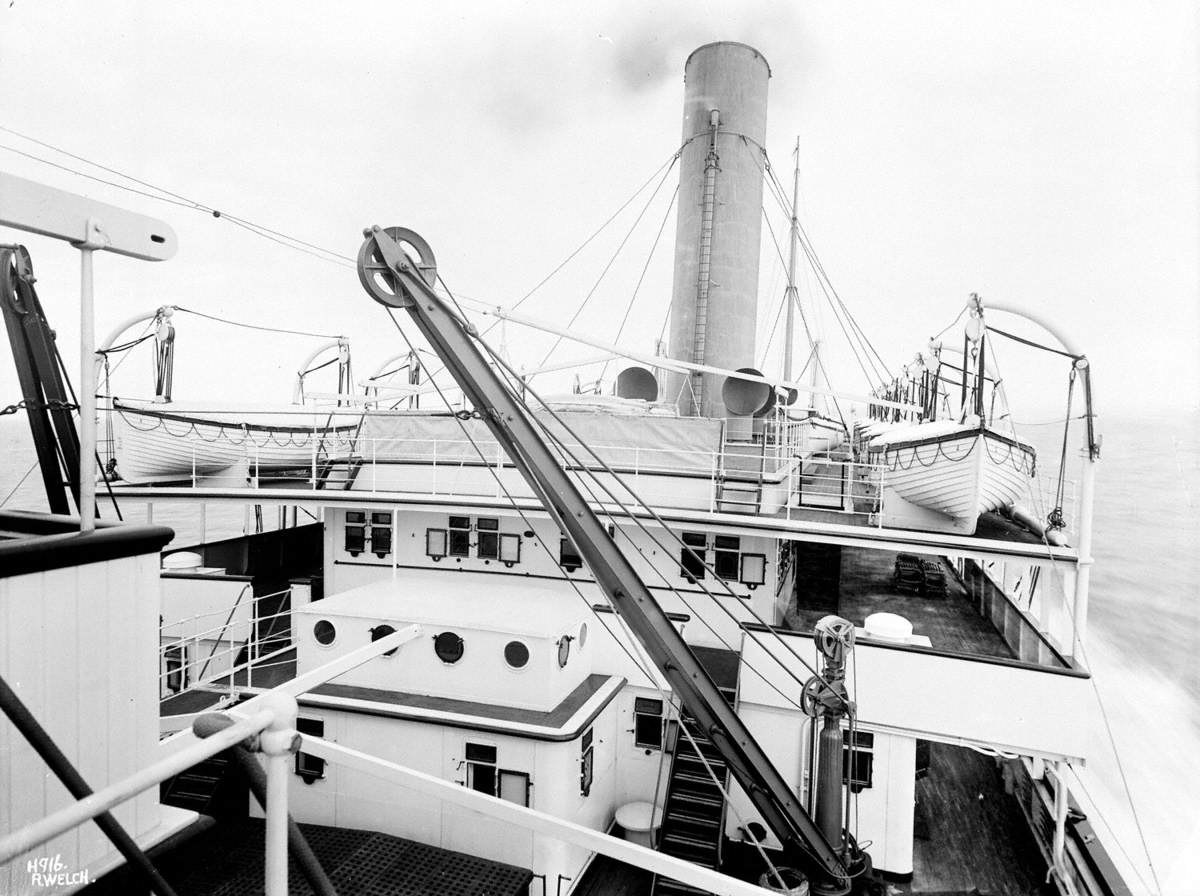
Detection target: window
<box><xmin>477</xmin><ymin>517</ymin><xmax>500</xmax><ymax>560</ymax></box>
<box><xmin>680</xmin><ymin>531</ymin><xmax>707</xmax><ymax>582</ymax></box>
<box><xmin>843</xmin><ymin>730</ymin><xmax>875</xmax><ymax>793</ymax></box>
<box><xmin>434</xmin><ymin>631</ymin><xmax>465</xmax><ymax>664</ymax></box>
<box><xmin>370</xmin><ymin>513</ymin><xmax>392</xmax><ymax>558</ymax></box>
<box><xmin>560</xmin><ymin>537</ymin><xmax>583</xmax><ymax>573</ymax></box>
<box><xmin>313</xmin><ymin>620</ymin><xmax>337</xmax><ymax>646</ymax></box>
<box><xmin>633</xmin><ymin>697</ymin><xmax>664</xmax><ymax>749</ymax></box>
<box><xmin>426</xmin><ymin>528</ymin><xmax>448</xmax><ymax>560</ymax></box>
<box><xmin>295</xmin><ymin>718</ymin><xmax>325</xmax><ymax>784</ymax></box>
<box><xmin>344</xmin><ymin>525</ymin><xmax>366</xmax><ymax>557</ymax></box>
<box><xmin>498</xmin><ymin>770</ymin><xmax>531</xmax><ymax>806</ymax></box>
<box><xmin>164</xmin><ymin>644</ymin><xmax>185</xmax><ymax>693</ymax></box>
<box><xmin>714</xmin><ymin>535</ymin><xmax>741</xmax><ymax>580</ymax></box>
<box><xmin>500</xmin><ymin>533</ymin><xmax>522</xmax><ymax>566</ymax></box>
<box><xmin>557</xmin><ymin>634</ymin><xmax>572</xmax><ymax>668</ymax></box>
<box><xmin>466</xmin><ymin>742</ymin><xmax>498</xmax><ymax>795</ymax></box>
<box><xmin>740</xmin><ymin>553</ymin><xmax>767</xmax><ymax>588</ymax></box>
<box><xmin>504</xmin><ymin>640</ymin><xmax>530</xmax><ymax>669</ymax></box>
<box><xmin>580</xmin><ymin>728</ymin><xmax>594</xmax><ymax>797</ymax></box>
<box><xmin>448</xmin><ymin>516</ymin><xmax>472</xmax><ymax>557</ymax></box>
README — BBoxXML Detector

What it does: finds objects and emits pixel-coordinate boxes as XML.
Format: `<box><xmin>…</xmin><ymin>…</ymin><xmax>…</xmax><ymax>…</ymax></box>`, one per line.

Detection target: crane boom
<box><xmin>356</xmin><ymin>226</ymin><xmax>851</xmax><ymax>894</ymax></box>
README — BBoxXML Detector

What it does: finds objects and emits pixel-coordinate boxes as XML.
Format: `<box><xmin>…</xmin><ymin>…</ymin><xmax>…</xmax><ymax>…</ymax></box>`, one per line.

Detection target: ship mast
<box><xmin>783</xmin><ymin>137</ymin><xmax>800</xmax><ymax>384</ymax></box>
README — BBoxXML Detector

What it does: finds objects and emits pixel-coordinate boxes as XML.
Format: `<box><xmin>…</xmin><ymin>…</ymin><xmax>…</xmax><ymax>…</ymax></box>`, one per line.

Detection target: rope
<box><xmin>172</xmin><ymin>306</ymin><xmax>342</xmax><ymax>340</ymax></box>
<box><xmin>987</xmin><ymin>324</ymin><xmax>1082</xmax><ymax>361</ymax></box>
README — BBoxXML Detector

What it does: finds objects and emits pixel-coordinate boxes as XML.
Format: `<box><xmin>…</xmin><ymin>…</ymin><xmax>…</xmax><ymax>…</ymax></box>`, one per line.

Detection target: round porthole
<box><xmin>434</xmin><ymin>631</ymin><xmax>465</xmax><ymax>664</ymax></box>
<box><xmin>557</xmin><ymin>634</ymin><xmax>571</xmax><ymax>668</ymax></box>
<box><xmin>371</xmin><ymin>624</ymin><xmax>398</xmax><ymax>657</ymax></box>
<box><xmin>313</xmin><ymin>620</ymin><xmax>336</xmax><ymax>646</ymax></box>
<box><xmin>504</xmin><ymin>640</ymin><xmax>530</xmax><ymax>669</ymax></box>
<box><xmin>577</xmin><ymin>622</ymin><xmax>588</xmax><ymax>649</ymax></box>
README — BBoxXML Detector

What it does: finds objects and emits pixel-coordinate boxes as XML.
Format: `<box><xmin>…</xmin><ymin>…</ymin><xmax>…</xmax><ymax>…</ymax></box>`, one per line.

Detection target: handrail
<box><xmin>0</xmin><ymin>706</ymin><xmax>280</xmax><ymax>863</ymax></box>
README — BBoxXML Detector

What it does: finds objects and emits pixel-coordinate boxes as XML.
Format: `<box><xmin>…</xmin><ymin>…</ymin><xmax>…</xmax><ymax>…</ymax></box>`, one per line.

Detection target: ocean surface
<box><xmin>1</xmin><ymin>410</ymin><xmax>1196</xmax><ymax>894</ymax></box>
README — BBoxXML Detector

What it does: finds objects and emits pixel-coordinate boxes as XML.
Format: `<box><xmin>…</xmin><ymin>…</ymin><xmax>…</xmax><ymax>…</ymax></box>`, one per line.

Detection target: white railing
<box><xmin>159</xmin><ymin>588</ymin><xmax>294</xmax><ymax>703</ymax></box>
<box><xmin>3</xmin><ymin>627</ymin><xmax>422</xmax><ymax>896</ymax></box>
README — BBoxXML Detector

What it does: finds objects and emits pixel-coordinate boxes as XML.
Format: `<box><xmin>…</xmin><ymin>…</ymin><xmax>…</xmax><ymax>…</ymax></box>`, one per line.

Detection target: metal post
<box><xmin>258</xmin><ymin>692</ymin><xmax>300</xmax><ymax>896</ymax></box>
<box><xmin>78</xmin><ymin>246</ymin><xmax>97</xmax><ymax>533</ymax></box>
<box><xmin>1050</xmin><ymin>760</ymin><xmax>1068</xmax><ymax>882</ymax></box>
<box><xmin>1071</xmin><ymin>444</ymin><xmax>1097</xmax><ymax>658</ymax></box>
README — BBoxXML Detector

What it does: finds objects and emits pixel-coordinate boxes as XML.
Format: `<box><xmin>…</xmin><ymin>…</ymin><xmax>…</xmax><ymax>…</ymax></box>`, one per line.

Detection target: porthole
<box><xmin>504</xmin><ymin>640</ymin><xmax>530</xmax><ymax>669</ymax></box>
<box><xmin>313</xmin><ymin>620</ymin><xmax>337</xmax><ymax>646</ymax></box>
<box><xmin>434</xmin><ymin>631</ymin><xmax>465</xmax><ymax>664</ymax></box>
<box><xmin>371</xmin><ymin>624</ymin><xmax>398</xmax><ymax>657</ymax></box>
<box><xmin>577</xmin><ymin>622</ymin><xmax>588</xmax><ymax>649</ymax></box>
<box><xmin>557</xmin><ymin>634</ymin><xmax>571</xmax><ymax>668</ymax></box>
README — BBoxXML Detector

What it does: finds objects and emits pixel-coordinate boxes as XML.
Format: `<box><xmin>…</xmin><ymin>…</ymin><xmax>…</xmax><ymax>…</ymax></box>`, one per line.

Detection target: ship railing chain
<box><xmin>0</xmin><ymin>398</ymin><xmax>80</xmax><ymax>416</ymax></box>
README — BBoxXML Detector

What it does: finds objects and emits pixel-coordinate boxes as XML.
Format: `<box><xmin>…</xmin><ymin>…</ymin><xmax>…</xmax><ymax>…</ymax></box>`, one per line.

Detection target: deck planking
<box><xmin>787</xmin><ymin>545</ymin><xmax>1017</xmax><ymax>660</ymax></box>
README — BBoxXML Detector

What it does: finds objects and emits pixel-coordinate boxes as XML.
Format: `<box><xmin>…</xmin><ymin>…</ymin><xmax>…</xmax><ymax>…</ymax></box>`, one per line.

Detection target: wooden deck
<box><xmin>786</xmin><ymin>545</ymin><xmax>1017</xmax><ymax>660</ymax></box>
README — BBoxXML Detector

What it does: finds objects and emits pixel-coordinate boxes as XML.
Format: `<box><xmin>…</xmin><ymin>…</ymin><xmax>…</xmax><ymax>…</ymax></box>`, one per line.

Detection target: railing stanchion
<box><xmin>260</xmin><ymin>693</ymin><xmax>300</xmax><ymax>896</ymax></box>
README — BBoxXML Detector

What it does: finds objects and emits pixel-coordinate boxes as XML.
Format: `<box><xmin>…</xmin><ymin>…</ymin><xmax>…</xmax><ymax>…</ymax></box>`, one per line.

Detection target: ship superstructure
<box><xmin>0</xmin><ymin>41</ymin><xmax>1133</xmax><ymax>896</ymax></box>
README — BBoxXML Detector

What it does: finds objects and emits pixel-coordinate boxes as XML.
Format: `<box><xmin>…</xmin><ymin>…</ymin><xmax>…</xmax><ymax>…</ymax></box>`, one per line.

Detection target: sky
<box><xmin>0</xmin><ymin>1</ymin><xmax>1196</xmax><ymax>422</ymax></box>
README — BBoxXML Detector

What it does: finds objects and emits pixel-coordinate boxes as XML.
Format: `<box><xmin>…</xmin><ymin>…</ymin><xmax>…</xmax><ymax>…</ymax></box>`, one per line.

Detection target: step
<box><xmin>653</xmin><ymin>875</ymin><xmax>716</xmax><ymax>896</ymax></box>
<box><xmin>671</xmin><ymin>768</ymin><xmax>725</xmax><ymax>792</ymax></box>
<box><xmin>665</xmin><ymin>805</ymin><xmax>721</xmax><ymax>830</ymax></box>
<box><xmin>660</xmin><ymin>832</ymin><xmax>720</xmax><ymax>864</ymax></box>
<box><xmin>674</xmin><ymin>753</ymin><xmax>727</xmax><ymax>777</ymax></box>
<box><xmin>668</xmin><ymin>790</ymin><xmax>724</xmax><ymax>813</ymax></box>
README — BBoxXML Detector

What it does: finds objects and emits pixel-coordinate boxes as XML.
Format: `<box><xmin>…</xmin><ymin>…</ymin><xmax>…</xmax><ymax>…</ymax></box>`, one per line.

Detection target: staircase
<box><xmin>314</xmin><ymin>455</ymin><xmax>363</xmax><ymax>490</ymax></box>
<box><xmin>651</xmin><ymin>684</ymin><xmax>738</xmax><ymax>896</ymax></box>
<box><xmin>716</xmin><ymin>441</ymin><xmax>765</xmax><ymax>514</ymax></box>
<box><xmin>161</xmin><ymin>754</ymin><xmax>232</xmax><ymax>815</ymax></box>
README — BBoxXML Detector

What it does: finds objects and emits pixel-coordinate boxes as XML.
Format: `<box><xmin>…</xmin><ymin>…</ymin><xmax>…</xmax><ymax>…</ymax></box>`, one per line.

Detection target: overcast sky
<box><xmin>1</xmin><ymin>1</ymin><xmax>1196</xmax><ymax>421</ymax></box>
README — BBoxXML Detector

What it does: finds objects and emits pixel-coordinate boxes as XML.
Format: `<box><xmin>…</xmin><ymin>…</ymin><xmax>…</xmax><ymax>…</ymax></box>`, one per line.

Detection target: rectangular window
<box><xmin>580</xmin><ymin>728</ymin><xmax>594</xmax><ymax>797</ymax></box>
<box><xmin>371</xmin><ymin>523</ymin><xmax>392</xmax><ymax>558</ymax></box>
<box><xmin>164</xmin><ymin>644</ymin><xmax>185</xmax><ymax>693</ymax></box>
<box><xmin>499</xmin><ymin>533</ymin><xmax>522</xmax><ymax>565</ymax></box>
<box><xmin>345</xmin><ymin>511</ymin><xmax>366</xmax><ymax>524</ymax></box>
<box><xmin>466</xmin><ymin>742</ymin><xmax>498</xmax><ymax>796</ymax></box>
<box><xmin>680</xmin><ymin>532</ymin><xmax>707</xmax><ymax>582</ymax></box>
<box><xmin>448</xmin><ymin>516</ymin><xmax>471</xmax><ymax>557</ymax></box>
<box><xmin>842</xmin><ymin>730</ymin><xmax>874</xmax><ymax>793</ymax></box>
<box><xmin>498</xmin><ymin>770</ymin><xmax>531</xmax><ymax>807</ymax></box>
<box><xmin>295</xmin><ymin>718</ymin><xmax>326</xmax><ymax>783</ymax></box>
<box><xmin>370</xmin><ymin>512</ymin><xmax>391</xmax><ymax>526</ymax></box>
<box><xmin>714</xmin><ymin>535</ymin><xmax>741</xmax><ymax>580</ymax></box>
<box><xmin>740</xmin><ymin>553</ymin><xmax>767</xmax><ymax>587</ymax></box>
<box><xmin>633</xmin><ymin>697</ymin><xmax>664</xmax><ymax>749</ymax></box>
<box><xmin>560</xmin><ymin>537</ymin><xmax>583</xmax><ymax>573</ymax></box>
<box><xmin>344</xmin><ymin>525</ymin><xmax>366</xmax><ymax>556</ymax></box>
<box><xmin>426</xmin><ymin>528</ymin><xmax>448</xmax><ymax>559</ymax></box>
<box><xmin>477</xmin><ymin>517</ymin><xmax>500</xmax><ymax>560</ymax></box>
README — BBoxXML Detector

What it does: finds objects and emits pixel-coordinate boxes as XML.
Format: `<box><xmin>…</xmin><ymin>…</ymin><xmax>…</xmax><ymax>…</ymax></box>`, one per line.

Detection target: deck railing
<box><xmin>159</xmin><ymin>587</ymin><xmax>295</xmax><ymax>706</ymax></box>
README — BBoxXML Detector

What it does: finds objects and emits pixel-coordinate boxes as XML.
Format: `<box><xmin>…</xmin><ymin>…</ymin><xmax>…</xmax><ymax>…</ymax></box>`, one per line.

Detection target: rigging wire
<box><xmin>597</xmin><ymin>182</ymin><xmax>680</xmax><ymax>386</ymax></box>
<box><xmin>530</xmin><ymin>154</ymin><xmax>679</xmax><ymax>376</ymax></box>
<box><xmin>172</xmin><ymin>306</ymin><xmax>343</xmax><ymax>340</ymax></box>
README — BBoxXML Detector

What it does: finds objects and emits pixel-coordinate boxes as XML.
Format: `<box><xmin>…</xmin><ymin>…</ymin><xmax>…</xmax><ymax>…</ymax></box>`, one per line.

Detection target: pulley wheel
<box><xmin>357</xmin><ymin>226</ymin><xmax>438</xmax><ymax>307</ymax></box>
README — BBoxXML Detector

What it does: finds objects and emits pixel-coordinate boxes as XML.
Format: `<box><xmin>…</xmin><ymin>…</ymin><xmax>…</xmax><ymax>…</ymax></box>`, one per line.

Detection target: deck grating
<box><xmin>81</xmin><ymin>817</ymin><xmax>532</xmax><ymax>896</ymax></box>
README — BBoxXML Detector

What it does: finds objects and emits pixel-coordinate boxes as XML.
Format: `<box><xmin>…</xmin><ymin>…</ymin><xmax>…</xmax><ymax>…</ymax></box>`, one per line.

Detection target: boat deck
<box><xmin>82</xmin><ymin>817</ymin><xmax>533</xmax><ymax>896</ymax></box>
<box><xmin>785</xmin><ymin>545</ymin><xmax>1018</xmax><ymax>660</ymax></box>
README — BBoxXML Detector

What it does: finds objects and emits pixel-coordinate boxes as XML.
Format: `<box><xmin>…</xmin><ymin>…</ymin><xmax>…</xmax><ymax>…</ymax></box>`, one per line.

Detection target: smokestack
<box><xmin>666</xmin><ymin>42</ymin><xmax>771</xmax><ymax>433</ymax></box>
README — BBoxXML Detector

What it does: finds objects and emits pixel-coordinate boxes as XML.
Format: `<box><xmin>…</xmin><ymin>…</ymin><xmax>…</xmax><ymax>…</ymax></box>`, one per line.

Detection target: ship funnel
<box><xmin>665</xmin><ymin>42</ymin><xmax>770</xmax><ymax>429</ymax></box>
<box><xmin>615</xmin><ymin>366</ymin><xmax>660</xmax><ymax>402</ymax></box>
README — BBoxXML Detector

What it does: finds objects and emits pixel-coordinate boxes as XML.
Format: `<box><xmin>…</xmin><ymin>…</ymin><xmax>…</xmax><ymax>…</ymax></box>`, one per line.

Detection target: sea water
<box><xmin>1</xmin><ymin>411</ymin><xmax>1196</xmax><ymax>893</ymax></box>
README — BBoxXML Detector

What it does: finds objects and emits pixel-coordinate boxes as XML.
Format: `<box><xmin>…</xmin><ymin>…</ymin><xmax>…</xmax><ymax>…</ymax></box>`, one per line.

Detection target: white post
<box><xmin>1072</xmin><ymin>447</ymin><xmax>1097</xmax><ymax>659</ymax></box>
<box><xmin>1050</xmin><ymin>760</ymin><xmax>1068</xmax><ymax>883</ymax></box>
<box><xmin>258</xmin><ymin>692</ymin><xmax>299</xmax><ymax>896</ymax></box>
<box><xmin>78</xmin><ymin>246</ymin><xmax>97</xmax><ymax>533</ymax></box>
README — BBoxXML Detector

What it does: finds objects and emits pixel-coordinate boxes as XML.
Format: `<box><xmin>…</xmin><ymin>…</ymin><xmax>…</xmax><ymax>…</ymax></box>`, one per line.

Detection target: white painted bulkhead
<box><xmin>0</xmin><ymin>550</ymin><xmax>193</xmax><ymax>895</ymax></box>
